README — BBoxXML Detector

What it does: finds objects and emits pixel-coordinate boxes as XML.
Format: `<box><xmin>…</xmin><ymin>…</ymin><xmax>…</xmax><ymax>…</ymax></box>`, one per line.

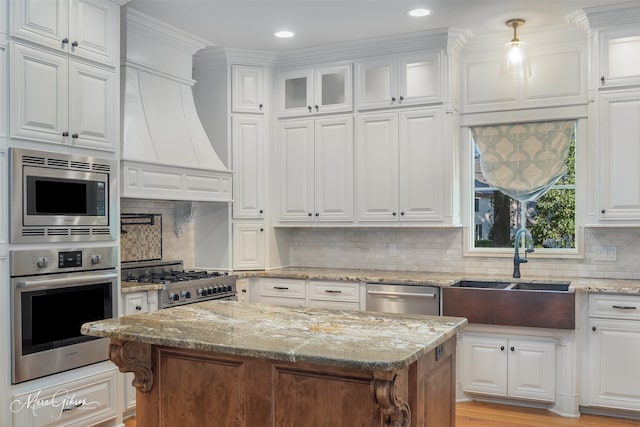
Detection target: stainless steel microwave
<box><xmin>10</xmin><ymin>148</ymin><xmax>117</xmax><ymax>243</ymax></box>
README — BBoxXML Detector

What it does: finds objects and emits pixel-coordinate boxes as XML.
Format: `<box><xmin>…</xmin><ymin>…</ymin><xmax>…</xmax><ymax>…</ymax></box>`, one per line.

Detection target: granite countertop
<box><xmin>82</xmin><ymin>301</ymin><xmax>467</xmax><ymax>371</ymax></box>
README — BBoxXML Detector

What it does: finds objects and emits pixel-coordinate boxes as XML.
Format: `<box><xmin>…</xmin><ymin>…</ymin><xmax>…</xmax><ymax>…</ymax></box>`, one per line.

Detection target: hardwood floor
<box><xmin>124</xmin><ymin>401</ymin><xmax>640</xmax><ymax>426</ymax></box>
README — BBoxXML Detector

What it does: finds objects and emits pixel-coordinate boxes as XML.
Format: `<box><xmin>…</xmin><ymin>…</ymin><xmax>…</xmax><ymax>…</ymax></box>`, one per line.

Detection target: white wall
<box><xmin>288</xmin><ymin>227</ymin><xmax>640</xmax><ymax>280</ymax></box>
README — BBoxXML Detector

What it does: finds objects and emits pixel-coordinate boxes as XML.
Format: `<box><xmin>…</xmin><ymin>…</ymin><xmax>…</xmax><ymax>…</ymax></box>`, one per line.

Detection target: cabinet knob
<box><xmin>315</xmin><ymin>212</ymin><xmax>319</xmax><ymax>216</ymax></box>
<box><xmin>510</xmin><ymin>346</ymin><xmax>515</xmax><ymax>352</ymax></box>
<box><xmin>308</xmin><ymin>212</ymin><xmax>312</xmax><ymax>216</ymax></box>
<box><xmin>600</xmin><ymin>76</ymin><xmax>605</xmax><ymax>84</ymax></box>
<box><xmin>308</xmin><ymin>106</ymin><xmax>312</xmax><ymax>112</ymax></box>
<box><xmin>315</xmin><ymin>105</ymin><xmax>319</xmax><ymax>111</ymax></box>
<box><xmin>601</xmin><ymin>209</ymin><xmax>606</xmax><ymax>214</ymax></box>
<box><xmin>71</xmin><ymin>41</ymin><xmax>79</xmax><ymax>47</ymax></box>
<box><xmin>259</xmin><ymin>103</ymin><xmax>263</xmax><ymax>109</ymax></box>
<box><xmin>135</xmin><ymin>305</ymin><xmax>142</xmax><ymax>311</ymax></box>
<box><xmin>399</xmin><ymin>96</ymin><xmax>404</xmax><ymax>102</ymax></box>
<box><xmin>260</xmin><ymin>228</ymin><xmax>264</xmax><ymax>232</ymax></box>
<box><xmin>400</xmin><ymin>211</ymin><xmax>405</xmax><ymax>216</ymax></box>
<box><xmin>500</xmin><ymin>346</ymin><xmax>505</xmax><ymax>351</ymax></box>
<box><xmin>259</xmin><ymin>209</ymin><xmax>264</xmax><ymax>214</ymax></box>
<box><xmin>392</xmin><ymin>212</ymin><xmax>397</xmax><ymax>216</ymax></box>
<box><xmin>62</xmin><ymin>37</ymin><xmax>69</xmax><ymax>44</ymax></box>
<box><xmin>241</xmin><ymin>289</ymin><xmax>247</xmax><ymax>293</ymax></box>
<box><xmin>62</xmin><ymin>131</ymin><xmax>69</xmax><ymax>137</ymax></box>
<box><xmin>592</xmin><ymin>326</ymin><xmax>597</xmax><ymax>332</ymax></box>
<box><xmin>71</xmin><ymin>133</ymin><xmax>79</xmax><ymax>139</ymax></box>
<box><xmin>391</xmin><ymin>96</ymin><xmax>396</xmax><ymax>102</ymax></box>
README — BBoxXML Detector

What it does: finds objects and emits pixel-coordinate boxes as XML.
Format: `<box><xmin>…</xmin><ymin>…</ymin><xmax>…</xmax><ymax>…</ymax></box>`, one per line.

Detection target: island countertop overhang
<box><xmin>82</xmin><ymin>301</ymin><xmax>467</xmax><ymax>372</ymax></box>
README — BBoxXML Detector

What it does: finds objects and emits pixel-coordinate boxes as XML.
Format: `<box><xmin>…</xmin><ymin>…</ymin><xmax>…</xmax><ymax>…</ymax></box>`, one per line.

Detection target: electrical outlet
<box><xmin>388</xmin><ymin>243</ymin><xmax>397</xmax><ymax>257</ymax></box>
<box><xmin>594</xmin><ymin>246</ymin><xmax>616</xmax><ymax>261</ymax></box>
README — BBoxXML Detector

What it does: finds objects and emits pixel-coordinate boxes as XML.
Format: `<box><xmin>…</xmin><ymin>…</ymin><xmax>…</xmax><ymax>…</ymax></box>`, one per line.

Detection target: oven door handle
<box><xmin>366</xmin><ymin>290</ymin><xmax>437</xmax><ymax>299</ymax></box>
<box><xmin>17</xmin><ymin>272</ymin><xmax>118</xmax><ymax>288</ymax></box>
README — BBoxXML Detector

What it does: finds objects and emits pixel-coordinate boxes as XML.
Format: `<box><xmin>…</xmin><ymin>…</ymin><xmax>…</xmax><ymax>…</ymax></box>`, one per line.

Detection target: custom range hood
<box><xmin>120</xmin><ymin>8</ymin><xmax>231</xmax><ymax>202</ymax></box>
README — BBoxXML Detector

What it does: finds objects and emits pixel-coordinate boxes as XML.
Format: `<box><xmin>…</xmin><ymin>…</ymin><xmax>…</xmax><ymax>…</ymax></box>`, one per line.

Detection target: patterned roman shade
<box><xmin>471</xmin><ymin>121</ymin><xmax>575</xmax><ymax>202</ymax></box>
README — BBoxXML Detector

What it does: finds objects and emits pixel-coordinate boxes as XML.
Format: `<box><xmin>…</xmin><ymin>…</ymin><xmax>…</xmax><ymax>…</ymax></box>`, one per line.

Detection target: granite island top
<box><xmin>82</xmin><ymin>301</ymin><xmax>467</xmax><ymax>371</ymax></box>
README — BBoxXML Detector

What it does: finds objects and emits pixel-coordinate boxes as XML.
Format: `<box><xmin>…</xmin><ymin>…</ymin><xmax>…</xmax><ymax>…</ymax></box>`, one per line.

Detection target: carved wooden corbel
<box><xmin>371</xmin><ymin>372</ymin><xmax>410</xmax><ymax>427</ymax></box>
<box><xmin>109</xmin><ymin>340</ymin><xmax>153</xmax><ymax>393</ymax></box>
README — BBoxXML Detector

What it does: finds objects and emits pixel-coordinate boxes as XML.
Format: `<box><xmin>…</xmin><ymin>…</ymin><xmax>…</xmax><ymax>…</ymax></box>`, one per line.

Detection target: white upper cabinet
<box><xmin>279</xmin><ymin>116</ymin><xmax>354</xmax><ymax>222</ymax></box>
<box><xmin>277</xmin><ymin>63</ymin><xmax>352</xmax><ymax>117</ymax></box>
<box><xmin>11</xmin><ymin>0</ymin><xmax>119</xmax><ymax>67</ymax></box>
<box><xmin>356</xmin><ymin>108</ymin><xmax>448</xmax><ymax>223</ymax></box>
<box><xmin>232</xmin><ymin>65</ymin><xmax>265</xmax><ymax>113</ymax></box>
<box><xmin>232</xmin><ymin>115</ymin><xmax>264</xmax><ymax>218</ymax></box>
<box><xmin>598</xmin><ymin>28</ymin><xmax>640</xmax><ymax>88</ymax></box>
<box><xmin>598</xmin><ymin>89</ymin><xmax>640</xmax><ymax>223</ymax></box>
<box><xmin>10</xmin><ymin>42</ymin><xmax>115</xmax><ymax>150</ymax></box>
<box><xmin>356</xmin><ymin>51</ymin><xmax>440</xmax><ymax>110</ymax></box>
<box><xmin>233</xmin><ymin>222</ymin><xmax>265</xmax><ymax>270</ymax></box>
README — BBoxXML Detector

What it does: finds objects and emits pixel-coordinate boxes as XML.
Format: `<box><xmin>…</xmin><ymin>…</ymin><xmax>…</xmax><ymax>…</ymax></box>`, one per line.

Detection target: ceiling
<box><xmin>126</xmin><ymin>0</ymin><xmax>626</xmax><ymax>52</ymax></box>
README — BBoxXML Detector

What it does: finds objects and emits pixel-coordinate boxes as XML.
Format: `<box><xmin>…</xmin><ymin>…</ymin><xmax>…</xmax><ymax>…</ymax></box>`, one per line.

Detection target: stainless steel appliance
<box><xmin>10</xmin><ymin>148</ymin><xmax>117</xmax><ymax>243</ymax></box>
<box><xmin>366</xmin><ymin>283</ymin><xmax>440</xmax><ymax>315</ymax></box>
<box><xmin>10</xmin><ymin>247</ymin><xmax>117</xmax><ymax>384</ymax></box>
<box><xmin>121</xmin><ymin>260</ymin><xmax>237</xmax><ymax>309</ymax></box>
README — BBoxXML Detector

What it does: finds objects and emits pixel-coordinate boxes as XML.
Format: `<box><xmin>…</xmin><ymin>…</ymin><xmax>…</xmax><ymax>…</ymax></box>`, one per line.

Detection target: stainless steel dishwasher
<box><xmin>366</xmin><ymin>283</ymin><xmax>440</xmax><ymax>315</ymax></box>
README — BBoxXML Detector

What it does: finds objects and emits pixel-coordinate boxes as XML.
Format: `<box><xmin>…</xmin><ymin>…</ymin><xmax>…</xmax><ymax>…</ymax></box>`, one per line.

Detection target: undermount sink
<box><xmin>443</xmin><ymin>280</ymin><xmax>575</xmax><ymax>329</ymax></box>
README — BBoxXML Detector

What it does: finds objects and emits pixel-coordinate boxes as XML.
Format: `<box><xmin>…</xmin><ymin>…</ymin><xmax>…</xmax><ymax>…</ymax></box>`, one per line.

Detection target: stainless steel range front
<box><xmin>121</xmin><ymin>260</ymin><xmax>237</xmax><ymax>309</ymax></box>
<box><xmin>10</xmin><ymin>247</ymin><xmax>117</xmax><ymax>384</ymax></box>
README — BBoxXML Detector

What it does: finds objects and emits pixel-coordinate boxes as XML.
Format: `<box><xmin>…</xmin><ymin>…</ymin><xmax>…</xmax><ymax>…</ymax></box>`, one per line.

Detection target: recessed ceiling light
<box><xmin>407</xmin><ymin>8</ymin><xmax>431</xmax><ymax>17</ymax></box>
<box><xmin>275</xmin><ymin>30</ymin><xmax>295</xmax><ymax>38</ymax></box>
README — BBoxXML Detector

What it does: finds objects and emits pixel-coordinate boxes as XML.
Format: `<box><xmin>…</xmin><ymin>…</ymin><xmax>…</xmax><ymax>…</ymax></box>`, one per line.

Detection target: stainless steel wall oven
<box><xmin>10</xmin><ymin>247</ymin><xmax>117</xmax><ymax>384</ymax></box>
<box><xmin>10</xmin><ymin>148</ymin><xmax>117</xmax><ymax>243</ymax></box>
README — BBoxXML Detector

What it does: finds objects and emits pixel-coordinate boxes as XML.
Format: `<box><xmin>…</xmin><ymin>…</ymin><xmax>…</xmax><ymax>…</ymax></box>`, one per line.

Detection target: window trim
<box><xmin>461</xmin><ymin>118</ymin><xmax>587</xmax><ymax>259</ymax></box>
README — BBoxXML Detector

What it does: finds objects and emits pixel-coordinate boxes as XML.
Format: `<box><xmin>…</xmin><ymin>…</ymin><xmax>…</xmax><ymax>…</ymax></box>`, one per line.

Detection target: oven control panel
<box><xmin>10</xmin><ymin>247</ymin><xmax>117</xmax><ymax>276</ymax></box>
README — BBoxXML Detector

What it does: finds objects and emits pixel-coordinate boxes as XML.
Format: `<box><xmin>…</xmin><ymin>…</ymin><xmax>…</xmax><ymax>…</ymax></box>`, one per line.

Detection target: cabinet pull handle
<box><xmin>242</xmin><ymin>289</ymin><xmax>247</xmax><ymax>293</ymax></box>
<box><xmin>135</xmin><ymin>305</ymin><xmax>142</xmax><ymax>311</ymax></box>
<box><xmin>62</xmin><ymin>131</ymin><xmax>69</xmax><ymax>137</ymax></box>
<box><xmin>612</xmin><ymin>305</ymin><xmax>637</xmax><ymax>310</ymax></box>
<box><xmin>325</xmin><ymin>289</ymin><xmax>342</xmax><ymax>294</ymax></box>
<box><xmin>500</xmin><ymin>346</ymin><xmax>505</xmax><ymax>351</ymax></box>
<box><xmin>62</xmin><ymin>402</ymin><xmax>83</xmax><ymax>412</ymax></box>
<box><xmin>510</xmin><ymin>346</ymin><xmax>515</xmax><ymax>352</ymax></box>
<box><xmin>62</xmin><ymin>37</ymin><xmax>69</xmax><ymax>44</ymax></box>
<box><xmin>72</xmin><ymin>40</ymin><xmax>79</xmax><ymax>47</ymax></box>
<box><xmin>274</xmin><ymin>286</ymin><xmax>289</xmax><ymax>290</ymax></box>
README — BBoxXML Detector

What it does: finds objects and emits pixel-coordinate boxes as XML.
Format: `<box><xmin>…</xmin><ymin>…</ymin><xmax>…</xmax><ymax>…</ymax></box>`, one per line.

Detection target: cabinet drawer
<box><xmin>258</xmin><ymin>278</ymin><xmax>306</xmax><ymax>298</ymax></box>
<box><xmin>590</xmin><ymin>294</ymin><xmax>640</xmax><ymax>320</ymax></box>
<box><xmin>12</xmin><ymin>368</ymin><xmax>117</xmax><ymax>427</ymax></box>
<box><xmin>309</xmin><ymin>281</ymin><xmax>360</xmax><ymax>302</ymax></box>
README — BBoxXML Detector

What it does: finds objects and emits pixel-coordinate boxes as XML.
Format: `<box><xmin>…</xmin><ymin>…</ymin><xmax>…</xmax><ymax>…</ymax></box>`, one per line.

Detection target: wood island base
<box><xmin>110</xmin><ymin>337</ymin><xmax>456</xmax><ymax>427</ymax></box>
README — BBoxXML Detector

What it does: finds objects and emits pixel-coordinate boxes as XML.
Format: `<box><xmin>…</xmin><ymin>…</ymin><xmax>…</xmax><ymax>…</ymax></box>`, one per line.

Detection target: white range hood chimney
<box><xmin>120</xmin><ymin>8</ymin><xmax>232</xmax><ymax>202</ymax></box>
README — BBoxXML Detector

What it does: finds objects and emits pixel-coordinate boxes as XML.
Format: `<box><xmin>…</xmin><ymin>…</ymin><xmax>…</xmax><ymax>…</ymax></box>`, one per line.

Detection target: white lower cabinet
<box><xmin>121</xmin><ymin>290</ymin><xmax>158</xmax><ymax>417</ymax></box>
<box><xmin>462</xmin><ymin>333</ymin><xmax>556</xmax><ymax>402</ymax></box>
<box><xmin>587</xmin><ymin>294</ymin><xmax>640</xmax><ymax>412</ymax></box>
<box><xmin>308</xmin><ymin>280</ymin><xmax>361</xmax><ymax>310</ymax></box>
<box><xmin>11</xmin><ymin>365</ymin><xmax>119</xmax><ymax>427</ymax></box>
<box><xmin>253</xmin><ymin>278</ymin><xmax>363</xmax><ymax>310</ymax></box>
<box><xmin>255</xmin><ymin>278</ymin><xmax>307</xmax><ymax>306</ymax></box>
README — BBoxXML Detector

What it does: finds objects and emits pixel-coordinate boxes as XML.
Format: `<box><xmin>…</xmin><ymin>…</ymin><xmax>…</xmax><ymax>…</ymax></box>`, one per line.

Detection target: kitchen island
<box><xmin>82</xmin><ymin>301</ymin><xmax>466</xmax><ymax>427</ymax></box>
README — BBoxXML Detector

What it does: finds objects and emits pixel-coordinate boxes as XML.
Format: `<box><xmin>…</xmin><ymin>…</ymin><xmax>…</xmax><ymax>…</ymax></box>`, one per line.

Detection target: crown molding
<box><xmin>578</xmin><ymin>1</ymin><xmax>640</xmax><ymax>30</ymax></box>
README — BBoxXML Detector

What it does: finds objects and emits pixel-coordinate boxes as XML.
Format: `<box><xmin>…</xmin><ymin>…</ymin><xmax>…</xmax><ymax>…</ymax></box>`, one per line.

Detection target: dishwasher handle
<box><xmin>366</xmin><ymin>290</ymin><xmax>437</xmax><ymax>299</ymax></box>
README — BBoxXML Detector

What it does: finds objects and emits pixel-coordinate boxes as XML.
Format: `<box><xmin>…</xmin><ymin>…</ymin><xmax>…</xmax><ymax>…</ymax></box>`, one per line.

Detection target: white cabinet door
<box><xmin>123</xmin><ymin>292</ymin><xmax>148</xmax><ymax>316</ymax></box>
<box><xmin>589</xmin><ymin>318</ymin><xmax>640</xmax><ymax>411</ymax></box>
<box><xmin>356</xmin><ymin>56</ymin><xmax>397</xmax><ymax>110</ymax></box>
<box><xmin>279</xmin><ymin>119</ymin><xmax>315</xmax><ymax>221</ymax></box>
<box><xmin>507</xmin><ymin>339</ymin><xmax>556</xmax><ymax>402</ymax></box>
<box><xmin>314</xmin><ymin>116</ymin><xmax>353</xmax><ymax>221</ymax></box>
<box><xmin>398</xmin><ymin>52</ymin><xmax>440</xmax><ymax>106</ymax></box>
<box><xmin>233</xmin><ymin>116</ymin><xmax>264</xmax><ymax>218</ymax></box>
<box><xmin>278</xmin><ymin>68</ymin><xmax>313</xmax><ymax>117</ymax></box>
<box><xmin>599</xmin><ymin>28</ymin><xmax>640</xmax><ymax>88</ymax></box>
<box><xmin>461</xmin><ymin>335</ymin><xmax>508</xmax><ymax>397</ymax></box>
<box><xmin>313</xmin><ymin>64</ymin><xmax>352</xmax><ymax>114</ymax></box>
<box><xmin>11</xmin><ymin>0</ymin><xmax>68</xmax><ymax>51</ymax></box>
<box><xmin>598</xmin><ymin>90</ymin><xmax>640</xmax><ymax>222</ymax></box>
<box><xmin>10</xmin><ymin>43</ymin><xmax>69</xmax><ymax>144</ymax></box>
<box><xmin>398</xmin><ymin>108</ymin><xmax>445</xmax><ymax>221</ymax></box>
<box><xmin>233</xmin><ymin>223</ymin><xmax>265</xmax><ymax>270</ymax></box>
<box><xmin>68</xmin><ymin>58</ymin><xmax>114</xmax><ymax>150</ymax></box>
<box><xmin>0</xmin><ymin>44</ymin><xmax>7</xmax><ymax>138</ymax></box>
<box><xmin>232</xmin><ymin>65</ymin><xmax>265</xmax><ymax>113</ymax></box>
<box><xmin>356</xmin><ymin>111</ymin><xmax>399</xmax><ymax>221</ymax></box>
<box><xmin>11</xmin><ymin>0</ymin><xmax>117</xmax><ymax>66</ymax></box>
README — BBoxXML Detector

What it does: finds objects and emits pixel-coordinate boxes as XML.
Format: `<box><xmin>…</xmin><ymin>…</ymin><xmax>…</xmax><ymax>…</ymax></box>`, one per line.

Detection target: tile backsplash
<box><xmin>120</xmin><ymin>199</ymin><xmax>195</xmax><ymax>268</ymax></box>
<box><xmin>120</xmin><ymin>214</ymin><xmax>163</xmax><ymax>262</ymax></box>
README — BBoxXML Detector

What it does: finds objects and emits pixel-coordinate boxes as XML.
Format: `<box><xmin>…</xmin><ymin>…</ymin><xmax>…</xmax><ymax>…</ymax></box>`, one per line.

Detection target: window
<box><xmin>472</xmin><ymin>126</ymin><xmax>576</xmax><ymax>250</ymax></box>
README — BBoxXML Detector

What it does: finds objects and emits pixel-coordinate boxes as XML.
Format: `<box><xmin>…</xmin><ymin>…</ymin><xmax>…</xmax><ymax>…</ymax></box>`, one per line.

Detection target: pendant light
<box><xmin>501</xmin><ymin>18</ymin><xmax>532</xmax><ymax>80</ymax></box>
